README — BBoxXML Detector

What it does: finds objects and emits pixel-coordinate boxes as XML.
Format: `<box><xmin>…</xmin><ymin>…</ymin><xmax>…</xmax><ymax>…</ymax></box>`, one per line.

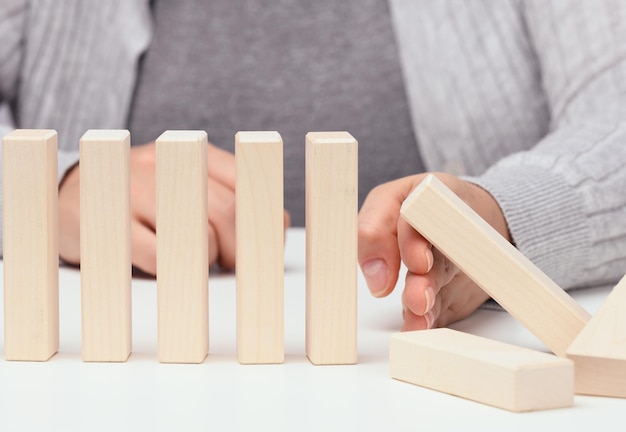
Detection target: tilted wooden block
<box><xmin>2</xmin><ymin>129</ymin><xmax>59</xmax><ymax>361</ymax></box>
<box><xmin>305</xmin><ymin>132</ymin><xmax>358</xmax><ymax>365</ymax></box>
<box><xmin>400</xmin><ymin>175</ymin><xmax>590</xmax><ymax>357</ymax></box>
<box><xmin>156</xmin><ymin>130</ymin><xmax>209</xmax><ymax>363</ymax></box>
<box><xmin>80</xmin><ymin>130</ymin><xmax>132</xmax><ymax>362</ymax></box>
<box><xmin>236</xmin><ymin>131</ymin><xmax>284</xmax><ymax>364</ymax></box>
<box><xmin>567</xmin><ymin>274</ymin><xmax>626</xmax><ymax>397</ymax></box>
<box><xmin>390</xmin><ymin>329</ymin><xmax>574</xmax><ymax>412</ymax></box>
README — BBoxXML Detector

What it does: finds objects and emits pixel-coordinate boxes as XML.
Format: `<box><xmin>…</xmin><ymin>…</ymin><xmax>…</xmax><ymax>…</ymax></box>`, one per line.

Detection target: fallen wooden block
<box><xmin>390</xmin><ymin>328</ymin><xmax>574</xmax><ymax>412</ymax></box>
<box><xmin>567</xmin><ymin>274</ymin><xmax>626</xmax><ymax>397</ymax></box>
<box><xmin>400</xmin><ymin>175</ymin><xmax>590</xmax><ymax>357</ymax></box>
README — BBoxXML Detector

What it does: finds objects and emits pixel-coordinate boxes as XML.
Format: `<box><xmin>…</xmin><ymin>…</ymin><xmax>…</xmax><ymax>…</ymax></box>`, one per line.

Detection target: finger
<box><xmin>284</xmin><ymin>210</ymin><xmax>291</xmax><ymax>231</ymax></box>
<box><xmin>208</xmin><ymin>221</ymin><xmax>219</xmax><ymax>267</ymax></box>
<box><xmin>207</xmin><ymin>142</ymin><xmax>236</xmax><ymax>190</ymax></box>
<box><xmin>436</xmin><ymin>275</ymin><xmax>490</xmax><ymax>327</ymax></box>
<box><xmin>401</xmin><ymin>249</ymin><xmax>459</xmax><ymax>317</ymax></box>
<box><xmin>129</xmin><ymin>149</ymin><xmax>157</xmax><ymax>231</ymax></box>
<box><xmin>131</xmin><ymin>220</ymin><xmax>157</xmax><ymax>276</ymax></box>
<box><xmin>58</xmin><ymin>166</ymin><xmax>81</xmax><ymax>265</ymax></box>
<box><xmin>207</xmin><ymin>176</ymin><xmax>236</xmax><ymax>269</ymax></box>
<box><xmin>401</xmin><ymin>306</ymin><xmax>434</xmax><ymax>331</ymax></box>
<box><xmin>397</xmin><ymin>217</ymin><xmax>433</xmax><ymax>275</ymax></box>
<box><xmin>132</xmin><ymin>190</ymin><xmax>156</xmax><ymax>232</ymax></box>
<box><xmin>358</xmin><ymin>176</ymin><xmax>420</xmax><ymax>298</ymax></box>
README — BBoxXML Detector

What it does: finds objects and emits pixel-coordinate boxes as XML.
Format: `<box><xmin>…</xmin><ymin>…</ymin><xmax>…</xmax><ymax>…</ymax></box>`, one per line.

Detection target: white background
<box><xmin>0</xmin><ymin>228</ymin><xmax>623</xmax><ymax>432</ymax></box>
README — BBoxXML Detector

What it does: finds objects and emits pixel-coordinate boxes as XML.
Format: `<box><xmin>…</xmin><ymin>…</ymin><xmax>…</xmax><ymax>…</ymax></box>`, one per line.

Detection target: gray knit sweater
<box><xmin>1</xmin><ymin>0</ymin><xmax>625</xmax><ymax>293</ymax></box>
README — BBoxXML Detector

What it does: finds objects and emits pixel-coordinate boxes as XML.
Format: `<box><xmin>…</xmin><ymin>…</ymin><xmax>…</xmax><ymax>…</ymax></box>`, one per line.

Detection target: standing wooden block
<box><xmin>156</xmin><ymin>130</ymin><xmax>209</xmax><ymax>363</ymax></box>
<box><xmin>236</xmin><ymin>131</ymin><xmax>284</xmax><ymax>364</ymax></box>
<box><xmin>567</xmin><ymin>274</ymin><xmax>626</xmax><ymax>397</ymax></box>
<box><xmin>2</xmin><ymin>129</ymin><xmax>59</xmax><ymax>361</ymax></box>
<box><xmin>390</xmin><ymin>329</ymin><xmax>574</xmax><ymax>412</ymax></box>
<box><xmin>400</xmin><ymin>175</ymin><xmax>590</xmax><ymax>357</ymax></box>
<box><xmin>80</xmin><ymin>130</ymin><xmax>131</xmax><ymax>362</ymax></box>
<box><xmin>305</xmin><ymin>132</ymin><xmax>358</xmax><ymax>365</ymax></box>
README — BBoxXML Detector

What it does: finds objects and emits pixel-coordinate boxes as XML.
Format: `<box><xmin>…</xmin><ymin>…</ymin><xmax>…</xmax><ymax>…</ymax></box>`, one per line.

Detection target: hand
<box><xmin>59</xmin><ymin>141</ymin><xmax>289</xmax><ymax>275</ymax></box>
<box><xmin>358</xmin><ymin>172</ymin><xmax>511</xmax><ymax>330</ymax></box>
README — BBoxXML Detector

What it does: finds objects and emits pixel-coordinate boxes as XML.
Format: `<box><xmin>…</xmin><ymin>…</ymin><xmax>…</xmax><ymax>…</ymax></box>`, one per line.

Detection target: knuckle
<box><xmin>358</xmin><ymin>219</ymin><xmax>384</xmax><ymax>244</ymax></box>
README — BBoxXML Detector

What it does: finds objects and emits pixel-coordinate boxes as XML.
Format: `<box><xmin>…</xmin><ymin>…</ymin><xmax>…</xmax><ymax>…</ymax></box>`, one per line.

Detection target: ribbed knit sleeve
<box><xmin>0</xmin><ymin>0</ymin><xmax>25</xmax><ymax>258</ymax></box>
<box><xmin>391</xmin><ymin>0</ymin><xmax>626</xmax><ymax>290</ymax></box>
<box><xmin>469</xmin><ymin>1</ymin><xmax>626</xmax><ymax>289</ymax></box>
<box><xmin>0</xmin><ymin>0</ymin><xmax>23</xmax><ymax>103</ymax></box>
<box><xmin>0</xmin><ymin>0</ymin><xmax>152</xmax><ymax>257</ymax></box>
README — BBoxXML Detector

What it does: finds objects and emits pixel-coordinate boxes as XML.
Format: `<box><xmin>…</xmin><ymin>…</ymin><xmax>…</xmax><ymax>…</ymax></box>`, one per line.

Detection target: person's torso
<box><xmin>128</xmin><ymin>0</ymin><xmax>423</xmax><ymax>225</ymax></box>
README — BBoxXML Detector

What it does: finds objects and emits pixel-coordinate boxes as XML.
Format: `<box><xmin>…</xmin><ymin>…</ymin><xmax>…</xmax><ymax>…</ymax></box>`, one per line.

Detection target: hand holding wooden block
<box><xmin>400</xmin><ymin>175</ymin><xmax>590</xmax><ymax>356</ymax></box>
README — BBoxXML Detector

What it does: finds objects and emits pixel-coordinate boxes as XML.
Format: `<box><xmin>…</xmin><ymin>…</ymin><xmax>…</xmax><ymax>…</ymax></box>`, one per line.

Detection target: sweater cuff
<box><xmin>465</xmin><ymin>165</ymin><xmax>590</xmax><ymax>290</ymax></box>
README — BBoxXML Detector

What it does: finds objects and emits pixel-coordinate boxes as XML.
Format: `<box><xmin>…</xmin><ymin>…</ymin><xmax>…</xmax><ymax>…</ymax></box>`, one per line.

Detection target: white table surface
<box><xmin>0</xmin><ymin>228</ymin><xmax>623</xmax><ymax>432</ymax></box>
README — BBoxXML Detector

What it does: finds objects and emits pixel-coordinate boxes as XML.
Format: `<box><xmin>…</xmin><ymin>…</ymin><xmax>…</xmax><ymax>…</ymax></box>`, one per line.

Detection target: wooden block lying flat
<box><xmin>390</xmin><ymin>329</ymin><xmax>574</xmax><ymax>412</ymax></box>
<box><xmin>80</xmin><ymin>130</ymin><xmax>132</xmax><ymax>362</ymax></box>
<box><xmin>156</xmin><ymin>130</ymin><xmax>209</xmax><ymax>364</ymax></box>
<box><xmin>567</xmin><ymin>274</ymin><xmax>626</xmax><ymax>397</ymax></box>
<box><xmin>236</xmin><ymin>131</ymin><xmax>284</xmax><ymax>364</ymax></box>
<box><xmin>2</xmin><ymin>129</ymin><xmax>59</xmax><ymax>361</ymax></box>
<box><xmin>400</xmin><ymin>175</ymin><xmax>590</xmax><ymax>357</ymax></box>
<box><xmin>305</xmin><ymin>132</ymin><xmax>358</xmax><ymax>365</ymax></box>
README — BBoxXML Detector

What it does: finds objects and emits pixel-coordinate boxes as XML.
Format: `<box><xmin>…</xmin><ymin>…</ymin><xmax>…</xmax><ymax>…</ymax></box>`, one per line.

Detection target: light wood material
<box><xmin>567</xmin><ymin>274</ymin><xmax>626</xmax><ymax>397</ymax></box>
<box><xmin>305</xmin><ymin>132</ymin><xmax>358</xmax><ymax>365</ymax></box>
<box><xmin>390</xmin><ymin>328</ymin><xmax>574</xmax><ymax>412</ymax></box>
<box><xmin>2</xmin><ymin>129</ymin><xmax>59</xmax><ymax>361</ymax></box>
<box><xmin>400</xmin><ymin>174</ymin><xmax>590</xmax><ymax>357</ymax></box>
<box><xmin>235</xmin><ymin>131</ymin><xmax>284</xmax><ymax>364</ymax></box>
<box><xmin>156</xmin><ymin>130</ymin><xmax>209</xmax><ymax>363</ymax></box>
<box><xmin>80</xmin><ymin>130</ymin><xmax>132</xmax><ymax>362</ymax></box>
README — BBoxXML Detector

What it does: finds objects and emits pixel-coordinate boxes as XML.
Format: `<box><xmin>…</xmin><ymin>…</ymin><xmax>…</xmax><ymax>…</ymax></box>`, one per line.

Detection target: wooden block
<box><xmin>2</xmin><ymin>129</ymin><xmax>59</xmax><ymax>361</ymax></box>
<box><xmin>400</xmin><ymin>175</ymin><xmax>590</xmax><ymax>357</ymax></box>
<box><xmin>567</xmin><ymin>274</ymin><xmax>626</xmax><ymax>397</ymax></box>
<box><xmin>79</xmin><ymin>130</ymin><xmax>132</xmax><ymax>362</ymax></box>
<box><xmin>390</xmin><ymin>328</ymin><xmax>574</xmax><ymax>412</ymax></box>
<box><xmin>235</xmin><ymin>131</ymin><xmax>284</xmax><ymax>364</ymax></box>
<box><xmin>305</xmin><ymin>132</ymin><xmax>358</xmax><ymax>365</ymax></box>
<box><xmin>156</xmin><ymin>130</ymin><xmax>209</xmax><ymax>363</ymax></box>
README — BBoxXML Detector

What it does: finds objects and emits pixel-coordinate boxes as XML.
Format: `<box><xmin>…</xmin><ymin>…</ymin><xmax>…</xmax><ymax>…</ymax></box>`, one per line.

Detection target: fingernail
<box><xmin>425</xmin><ymin>249</ymin><xmax>433</xmax><ymax>272</ymax></box>
<box><xmin>424</xmin><ymin>286</ymin><xmax>435</xmax><ymax>315</ymax></box>
<box><xmin>425</xmin><ymin>310</ymin><xmax>435</xmax><ymax>329</ymax></box>
<box><xmin>362</xmin><ymin>259</ymin><xmax>389</xmax><ymax>297</ymax></box>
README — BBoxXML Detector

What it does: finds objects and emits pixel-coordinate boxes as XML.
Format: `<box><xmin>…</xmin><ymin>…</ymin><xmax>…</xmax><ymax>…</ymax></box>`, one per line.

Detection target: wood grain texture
<box><xmin>236</xmin><ymin>131</ymin><xmax>284</xmax><ymax>364</ymax></box>
<box><xmin>305</xmin><ymin>132</ymin><xmax>358</xmax><ymax>365</ymax></box>
<box><xmin>80</xmin><ymin>130</ymin><xmax>131</xmax><ymax>362</ymax></box>
<box><xmin>156</xmin><ymin>130</ymin><xmax>209</xmax><ymax>363</ymax></box>
<box><xmin>3</xmin><ymin>129</ymin><xmax>59</xmax><ymax>361</ymax></box>
<box><xmin>390</xmin><ymin>329</ymin><xmax>574</xmax><ymax>412</ymax></box>
<box><xmin>400</xmin><ymin>175</ymin><xmax>590</xmax><ymax>357</ymax></box>
<box><xmin>567</xmin><ymin>274</ymin><xmax>626</xmax><ymax>397</ymax></box>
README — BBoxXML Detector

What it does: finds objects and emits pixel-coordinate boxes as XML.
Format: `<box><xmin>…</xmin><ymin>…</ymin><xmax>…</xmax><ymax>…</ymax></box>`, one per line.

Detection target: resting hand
<box><xmin>59</xmin><ymin>141</ymin><xmax>274</xmax><ymax>275</ymax></box>
<box><xmin>358</xmin><ymin>172</ymin><xmax>510</xmax><ymax>330</ymax></box>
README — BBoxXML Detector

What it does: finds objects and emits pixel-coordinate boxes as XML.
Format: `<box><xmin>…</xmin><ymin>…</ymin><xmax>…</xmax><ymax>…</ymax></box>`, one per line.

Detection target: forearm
<box><xmin>468</xmin><ymin>119</ymin><xmax>626</xmax><ymax>290</ymax></box>
<box><xmin>466</xmin><ymin>2</ymin><xmax>626</xmax><ymax>290</ymax></box>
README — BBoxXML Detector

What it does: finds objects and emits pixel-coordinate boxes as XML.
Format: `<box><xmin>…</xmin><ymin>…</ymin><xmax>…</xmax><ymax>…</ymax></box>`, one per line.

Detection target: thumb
<box><xmin>358</xmin><ymin>175</ymin><xmax>428</xmax><ymax>297</ymax></box>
